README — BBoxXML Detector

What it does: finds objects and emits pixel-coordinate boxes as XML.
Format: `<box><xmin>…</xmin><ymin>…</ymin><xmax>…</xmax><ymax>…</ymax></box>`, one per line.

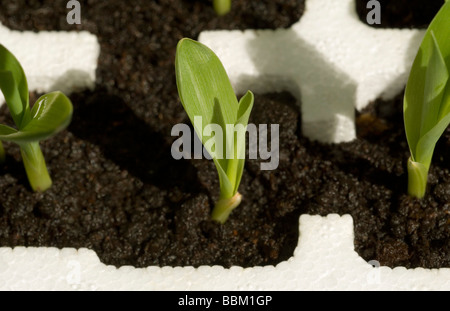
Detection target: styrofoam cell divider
<box><xmin>0</xmin><ymin>0</ymin><xmax>448</xmax><ymax>290</ymax></box>
<box><xmin>1</xmin><ymin>214</ymin><xmax>448</xmax><ymax>291</ymax></box>
<box><xmin>0</xmin><ymin>22</ymin><xmax>100</xmax><ymax>104</ymax></box>
<box><xmin>199</xmin><ymin>0</ymin><xmax>425</xmax><ymax>143</ymax></box>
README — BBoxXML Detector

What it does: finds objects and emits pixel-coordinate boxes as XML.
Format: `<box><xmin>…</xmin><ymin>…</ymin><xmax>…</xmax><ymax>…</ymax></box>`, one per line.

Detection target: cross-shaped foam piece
<box><xmin>199</xmin><ymin>0</ymin><xmax>425</xmax><ymax>143</ymax></box>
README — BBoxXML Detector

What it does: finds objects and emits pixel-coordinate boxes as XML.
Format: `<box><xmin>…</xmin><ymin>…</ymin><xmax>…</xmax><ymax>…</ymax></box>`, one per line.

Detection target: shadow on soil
<box><xmin>68</xmin><ymin>90</ymin><xmax>200</xmax><ymax>194</ymax></box>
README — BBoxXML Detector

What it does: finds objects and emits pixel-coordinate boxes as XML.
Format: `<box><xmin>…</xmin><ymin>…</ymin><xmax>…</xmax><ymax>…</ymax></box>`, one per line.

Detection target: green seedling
<box><xmin>213</xmin><ymin>0</ymin><xmax>231</xmax><ymax>16</ymax></box>
<box><xmin>175</xmin><ymin>38</ymin><xmax>254</xmax><ymax>223</ymax></box>
<box><xmin>404</xmin><ymin>1</ymin><xmax>450</xmax><ymax>198</ymax></box>
<box><xmin>0</xmin><ymin>44</ymin><xmax>73</xmax><ymax>192</ymax></box>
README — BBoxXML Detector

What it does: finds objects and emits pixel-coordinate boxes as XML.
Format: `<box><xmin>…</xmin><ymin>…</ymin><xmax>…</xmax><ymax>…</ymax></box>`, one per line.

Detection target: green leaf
<box><xmin>214</xmin><ymin>157</ymin><xmax>234</xmax><ymax>200</ymax></box>
<box><xmin>0</xmin><ymin>124</ymin><xmax>19</xmax><ymax>136</ymax></box>
<box><xmin>236</xmin><ymin>91</ymin><xmax>255</xmax><ymax>129</ymax></box>
<box><xmin>0</xmin><ymin>92</ymin><xmax>73</xmax><ymax>143</ymax></box>
<box><xmin>419</xmin><ymin>32</ymin><xmax>449</xmax><ymax>140</ymax></box>
<box><xmin>177</xmin><ymin>39</ymin><xmax>234</xmax><ymax>175</ymax></box>
<box><xmin>404</xmin><ymin>1</ymin><xmax>450</xmax><ymax>198</ymax></box>
<box><xmin>412</xmin><ymin>31</ymin><xmax>450</xmax><ymax>164</ymax></box>
<box><xmin>0</xmin><ymin>44</ymin><xmax>31</xmax><ymax>128</ymax></box>
<box><xmin>176</xmin><ymin>39</ymin><xmax>239</xmax><ymax>130</ymax></box>
<box><xmin>437</xmin><ymin>68</ymin><xmax>450</xmax><ymax>121</ymax></box>
<box><xmin>176</xmin><ymin>38</ymin><xmax>248</xmax><ymax>196</ymax></box>
<box><xmin>233</xmin><ymin>91</ymin><xmax>254</xmax><ymax>194</ymax></box>
<box><xmin>176</xmin><ymin>38</ymin><xmax>255</xmax><ymax>223</ymax></box>
<box><xmin>415</xmin><ymin>112</ymin><xmax>450</xmax><ymax>165</ymax></box>
<box><xmin>404</xmin><ymin>1</ymin><xmax>450</xmax><ymax>164</ymax></box>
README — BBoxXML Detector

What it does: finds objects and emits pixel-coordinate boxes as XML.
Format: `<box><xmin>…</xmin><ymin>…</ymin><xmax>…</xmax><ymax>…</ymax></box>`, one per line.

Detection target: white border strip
<box><xmin>1</xmin><ymin>215</ymin><xmax>448</xmax><ymax>290</ymax></box>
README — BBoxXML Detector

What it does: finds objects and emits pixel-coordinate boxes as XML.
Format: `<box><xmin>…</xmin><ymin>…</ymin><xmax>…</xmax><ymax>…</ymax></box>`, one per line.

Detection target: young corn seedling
<box><xmin>0</xmin><ymin>44</ymin><xmax>73</xmax><ymax>192</ymax></box>
<box><xmin>404</xmin><ymin>1</ymin><xmax>450</xmax><ymax>198</ymax></box>
<box><xmin>213</xmin><ymin>0</ymin><xmax>231</xmax><ymax>16</ymax></box>
<box><xmin>175</xmin><ymin>38</ymin><xmax>254</xmax><ymax>223</ymax></box>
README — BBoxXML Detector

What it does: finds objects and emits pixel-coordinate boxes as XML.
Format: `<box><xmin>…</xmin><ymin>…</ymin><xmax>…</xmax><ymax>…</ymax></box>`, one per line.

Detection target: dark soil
<box><xmin>0</xmin><ymin>0</ymin><xmax>448</xmax><ymax>269</ymax></box>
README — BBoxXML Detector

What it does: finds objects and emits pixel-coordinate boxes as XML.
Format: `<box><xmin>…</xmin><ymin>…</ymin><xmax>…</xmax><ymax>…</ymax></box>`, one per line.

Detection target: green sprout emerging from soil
<box><xmin>0</xmin><ymin>44</ymin><xmax>73</xmax><ymax>192</ymax></box>
<box><xmin>175</xmin><ymin>38</ymin><xmax>254</xmax><ymax>223</ymax></box>
<box><xmin>213</xmin><ymin>0</ymin><xmax>231</xmax><ymax>16</ymax></box>
<box><xmin>404</xmin><ymin>1</ymin><xmax>450</xmax><ymax>198</ymax></box>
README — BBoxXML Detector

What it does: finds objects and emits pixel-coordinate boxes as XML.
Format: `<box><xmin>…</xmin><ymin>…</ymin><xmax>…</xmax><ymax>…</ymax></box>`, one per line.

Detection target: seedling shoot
<box><xmin>0</xmin><ymin>44</ymin><xmax>73</xmax><ymax>192</ymax></box>
<box><xmin>213</xmin><ymin>0</ymin><xmax>231</xmax><ymax>16</ymax></box>
<box><xmin>175</xmin><ymin>38</ymin><xmax>254</xmax><ymax>223</ymax></box>
<box><xmin>404</xmin><ymin>1</ymin><xmax>450</xmax><ymax>198</ymax></box>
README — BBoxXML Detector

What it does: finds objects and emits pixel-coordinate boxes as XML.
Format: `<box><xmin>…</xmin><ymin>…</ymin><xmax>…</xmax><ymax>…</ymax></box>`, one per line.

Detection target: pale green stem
<box><xmin>0</xmin><ymin>141</ymin><xmax>5</xmax><ymax>163</ymax></box>
<box><xmin>407</xmin><ymin>157</ymin><xmax>429</xmax><ymax>199</ymax></box>
<box><xmin>20</xmin><ymin>142</ymin><xmax>52</xmax><ymax>192</ymax></box>
<box><xmin>213</xmin><ymin>131</ymin><xmax>242</xmax><ymax>223</ymax></box>
<box><xmin>226</xmin><ymin>158</ymin><xmax>238</xmax><ymax>192</ymax></box>
<box><xmin>212</xmin><ymin>192</ymin><xmax>242</xmax><ymax>224</ymax></box>
<box><xmin>213</xmin><ymin>0</ymin><xmax>231</xmax><ymax>16</ymax></box>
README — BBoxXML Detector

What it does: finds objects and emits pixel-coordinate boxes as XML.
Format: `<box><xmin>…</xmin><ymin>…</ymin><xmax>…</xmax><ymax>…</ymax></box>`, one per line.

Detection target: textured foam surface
<box><xmin>199</xmin><ymin>0</ymin><xmax>425</xmax><ymax>143</ymax></box>
<box><xmin>1</xmin><ymin>215</ymin><xmax>448</xmax><ymax>291</ymax></box>
<box><xmin>0</xmin><ymin>0</ymin><xmax>448</xmax><ymax>290</ymax></box>
<box><xmin>0</xmin><ymin>22</ymin><xmax>100</xmax><ymax>104</ymax></box>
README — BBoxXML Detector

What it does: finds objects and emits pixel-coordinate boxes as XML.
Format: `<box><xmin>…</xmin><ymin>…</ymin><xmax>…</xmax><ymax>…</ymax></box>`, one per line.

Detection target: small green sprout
<box><xmin>213</xmin><ymin>0</ymin><xmax>231</xmax><ymax>16</ymax></box>
<box><xmin>175</xmin><ymin>38</ymin><xmax>254</xmax><ymax>223</ymax></box>
<box><xmin>0</xmin><ymin>44</ymin><xmax>73</xmax><ymax>192</ymax></box>
<box><xmin>404</xmin><ymin>1</ymin><xmax>450</xmax><ymax>198</ymax></box>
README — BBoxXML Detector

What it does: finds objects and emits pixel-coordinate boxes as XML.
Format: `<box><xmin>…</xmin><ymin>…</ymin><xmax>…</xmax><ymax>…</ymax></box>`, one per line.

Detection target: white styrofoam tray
<box><xmin>1</xmin><ymin>214</ymin><xmax>448</xmax><ymax>291</ymax></box>
<box><xmin>0</xmin><ymin>0</ymin><xmax>448</xmax><ymax>290</ymax></box>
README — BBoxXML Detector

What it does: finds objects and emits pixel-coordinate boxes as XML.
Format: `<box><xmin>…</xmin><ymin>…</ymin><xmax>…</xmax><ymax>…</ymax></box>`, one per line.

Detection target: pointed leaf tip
<box><xmin>0</xmin><ymin>44</ymin><xmax>30</xmax><ymax>128</ymax></box>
